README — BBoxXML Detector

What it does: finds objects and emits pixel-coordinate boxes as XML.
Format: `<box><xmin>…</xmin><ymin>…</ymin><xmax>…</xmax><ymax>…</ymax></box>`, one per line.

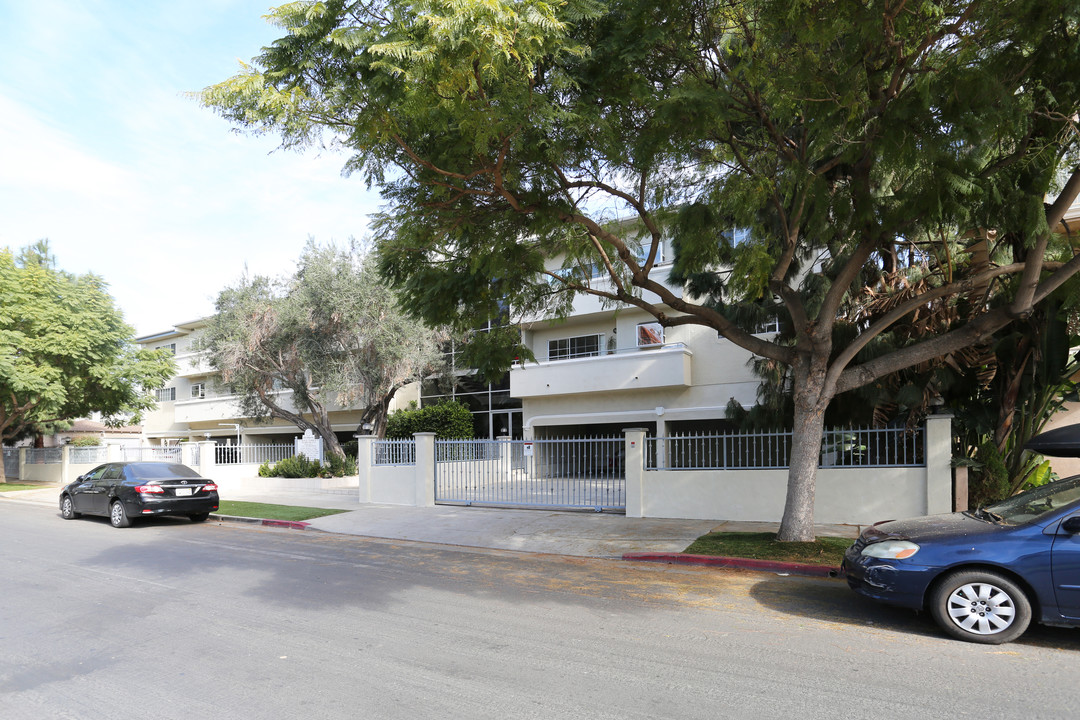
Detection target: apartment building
<box><xmin>509</xmin><ymin>235</ymin><xmax>768</xmax><ymax>440</ymax></box>
<box><xmin>136</xmin><ymin>318</ymin><xmax>392</xmax><ymax>446</ymax></box>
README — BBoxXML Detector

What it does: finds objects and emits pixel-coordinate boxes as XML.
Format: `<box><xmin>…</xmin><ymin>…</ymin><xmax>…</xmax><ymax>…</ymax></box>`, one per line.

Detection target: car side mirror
<box><xmin>1061</xmin><ymin>517</ymin><xmax>1080</xmax><ymax>535</ymax></box>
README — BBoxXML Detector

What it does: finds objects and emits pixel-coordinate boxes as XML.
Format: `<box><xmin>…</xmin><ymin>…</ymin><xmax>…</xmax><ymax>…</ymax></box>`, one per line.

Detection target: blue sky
<box><xmin>0</xmin><ymin>0</ymin><xmax>380</xmax><ymax>337</ymax></box>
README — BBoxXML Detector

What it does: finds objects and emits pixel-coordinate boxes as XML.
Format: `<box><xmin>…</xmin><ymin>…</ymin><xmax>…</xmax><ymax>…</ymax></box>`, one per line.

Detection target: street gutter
<box><xmin>622</xmin><ymin>551</ymin><xmax>841</xmax><ymax>578</ymax></box>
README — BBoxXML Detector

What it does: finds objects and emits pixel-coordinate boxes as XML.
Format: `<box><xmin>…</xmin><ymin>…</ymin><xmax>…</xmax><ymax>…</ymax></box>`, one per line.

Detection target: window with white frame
<box><xmin>190</xmin><ymin>383</ymin><xmax>206</xmax><ymax>399</ymax></box>
<box><xmin>636</xmin><ymin>322</ymin><xmax>664</xmax><ymax>348</ymax></box>
<box><xmin>548</xmin><ymin>334</ymin><xmax>603</xmax><ymax>361</ymax></box>
<box><xmin>156</xmin><ymin>343</ymin><xmax>176</xmax><ymax>355</ymax></box>
<box><xmin>755</xmin><ymin>317</ymin><xmax>781</xmax><ymax>334</ymax></box>
<box><xmin>155</xmin><ymin>387</ymin><xmax>176</xmax><ymax>402</ymax></box>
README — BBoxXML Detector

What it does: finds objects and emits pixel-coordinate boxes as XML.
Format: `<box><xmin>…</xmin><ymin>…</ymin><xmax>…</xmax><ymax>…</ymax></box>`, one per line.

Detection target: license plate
<box><xmin>175</xmin><ymin>488</ymin><xmax>193</xmax><ymax>496</ymax></box>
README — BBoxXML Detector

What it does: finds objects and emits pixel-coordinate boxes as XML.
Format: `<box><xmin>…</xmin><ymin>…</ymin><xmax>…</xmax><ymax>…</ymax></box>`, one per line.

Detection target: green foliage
<box><xmin>386</xmin><ymin>401</ymin><xmax>474</xmax><ymax>439</ymax></box>
<box><xmin>969</xmin><ymin>441</ymin><xmax>1011</xmax><ymax>508</ymax></box>
<box><xmin>201</xmin><ymin>0</ymin><xmax>1080</xmax><ymax>539</ymax></box>
<box><xmin>257</xmin><ymin>453</ymin><xmax>358</xmax><ymax>478</ymax></box>
<box><xmin>0</xmin><ymin>242</ymin><xmax>175</xmax><ymax>446</ymax></box>
<box><xmin>69</xmin><ymin>437</ymin><xmax>102</xmax><ymax>447</ymax></box>
<box><xmin>197</xmin><ymin>241</ymin><xmax>446</xmax><ymax>450</ymax></box>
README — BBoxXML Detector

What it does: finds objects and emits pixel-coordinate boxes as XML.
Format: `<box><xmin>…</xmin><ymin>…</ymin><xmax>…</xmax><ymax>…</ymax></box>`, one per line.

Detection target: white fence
<box><xmin>69</xmin><ymin>446</ymin><xmax>109</xmax><ymax>465</ymax></box>
<box><xmin>3</xmin><ymin>448</ymin><xmax>18</xmax><ymax>478</ymax></box>
<box><xmin>355</xmin><ymin>416</ymin><xmax>954</xmax><ymax>525</ymax></box>
<box><xmin>213</xmin><ymin>444</ymin><xmax>294</xmax><ymax>466</ymax></box>
<box><xmin>373</xmin><ymin>440</ymin><xmax>417</xmax><ymax>466</ymax></box>
<box><xmin>645</xmin><ymin>426</ymin><xmax>925</xmax><ymax>470</ymax></box>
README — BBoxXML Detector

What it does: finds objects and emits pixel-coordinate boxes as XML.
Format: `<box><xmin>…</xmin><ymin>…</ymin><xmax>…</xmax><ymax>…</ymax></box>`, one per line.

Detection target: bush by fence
<box><xmin>386</xmin><ymin>401</ymin><xmax>474</xmax><ymax>440</ymax></box>
<box><xmin>258</xmin><ymin>453</ymin><xmax>358</xmax><ymax>478</ymax></box>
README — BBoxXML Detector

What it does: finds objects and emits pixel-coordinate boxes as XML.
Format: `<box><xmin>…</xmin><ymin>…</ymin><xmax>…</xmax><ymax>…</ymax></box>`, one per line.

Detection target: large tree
<box><xmin>198</xmin><ymin>241</ymin><xmax>445</xmax><ymax>456</ymax></box>
<box><xmin>0</xmin><ymin>242</ymin><xmax>175</xmax><ymax>480</ymax></box>
<box><xmin>201</xmin><ymin>0</ymin><xmax>1080</xmax><ymax>540</ymax></box>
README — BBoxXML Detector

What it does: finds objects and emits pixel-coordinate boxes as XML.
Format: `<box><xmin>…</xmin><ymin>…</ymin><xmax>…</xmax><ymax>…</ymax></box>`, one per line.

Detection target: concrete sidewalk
<box><xmin>2</xmin><ymin>484</ymin><xmax>860</xmax><ymax>563</ymax></box>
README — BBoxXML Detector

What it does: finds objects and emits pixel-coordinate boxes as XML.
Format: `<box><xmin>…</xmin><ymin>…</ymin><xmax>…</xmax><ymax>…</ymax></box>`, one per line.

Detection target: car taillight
<box><xmin>202</xmin><ymin>483</ymin><xmax>218</xmax><ymax>492</ymax></box>
<box><xmin>135</xmin><ymin>484</ymin><xmax>164</xmax><ymax>494</ymax></box>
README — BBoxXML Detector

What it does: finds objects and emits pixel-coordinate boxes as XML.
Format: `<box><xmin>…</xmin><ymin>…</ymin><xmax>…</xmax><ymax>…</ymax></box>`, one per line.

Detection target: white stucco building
<box><xmin>135</xmin><ymin>319</ymin><xmax>413</xmax><ymax>446</ymax></box>
<box><xmin>509</xmin><ymin>236</ymin><xmax>769</xmax><ymax>440</ymax></box>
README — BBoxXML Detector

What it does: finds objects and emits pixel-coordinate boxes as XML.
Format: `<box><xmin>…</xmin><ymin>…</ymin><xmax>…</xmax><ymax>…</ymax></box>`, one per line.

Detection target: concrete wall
<box><xmin>629</xmin><ymin>466</ymin><xmax>928</xmax><ymax>524</ymax></box>
<box><xmin>623</xmin><ymin>415</ymin><xmax>953</xmax><ymax>524</ymax></box>
<box><xmin>17</xmin><ymin>445</ymin><xmax>124</xmax><ymax>485</ymax></box>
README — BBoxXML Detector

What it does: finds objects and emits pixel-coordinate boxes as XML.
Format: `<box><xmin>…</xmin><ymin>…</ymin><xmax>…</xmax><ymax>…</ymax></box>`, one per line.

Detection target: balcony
<box><xmin>510</xmin><ymin>343</ymin><xmax>692</xmax><ymax>398</ymax></box>
<box><xmin>174</xmin><ymin>394</ymin><xmax>247</xmax><ymax>424</ymax></box>
<box><xmin>174</xmin><ymin>351</ymin><xmax>214</xmax><ymax>378</ymax></box>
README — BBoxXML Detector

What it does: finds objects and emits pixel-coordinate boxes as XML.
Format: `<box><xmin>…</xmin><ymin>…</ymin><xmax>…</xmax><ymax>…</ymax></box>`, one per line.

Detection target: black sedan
<box><xmin>60</xmin><ymin>462</ymin><xmax>219</xmax><ymax>528</ymax></box>
<box><xmin>843</xmin><ymin>474</ymin><xmax>1080</xmax><ymax>644</ymax></box>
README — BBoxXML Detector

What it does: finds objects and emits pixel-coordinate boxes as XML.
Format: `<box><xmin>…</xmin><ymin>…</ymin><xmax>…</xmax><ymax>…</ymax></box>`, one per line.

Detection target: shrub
<box><xmin>69</xmin><ymin>436</ymin><xmax>102</xmax><ymax>447</ymax></box>
<box><xmin>267</xmin><ymin>455</ymin><xmax>323</xmax><ymax>478</ymax></box>
<box><xmin>258</xmin><ymin>453</ymin><xmax>358</xmax><ymax>478</ymax></box>
<box><xmin>969</xmin><ymin>441</ymin><xmax>1010</xmax><ymax>507</ymax></box>
<box><xmin>386</xmin><ymin>401</ymin><xmax>474</xmax><ymax>440</ymax></box>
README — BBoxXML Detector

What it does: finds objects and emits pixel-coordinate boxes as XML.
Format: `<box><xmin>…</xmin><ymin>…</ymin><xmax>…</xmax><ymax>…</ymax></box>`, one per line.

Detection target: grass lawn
<box><xmin>215</xmin><ymin>501</ymin><xmax>350</xmax><ymax>522</ymax></box>
<box><xmin>683</xmin><ymin>532</ymin><xmax>852</xmax><ymax>567</ymax></box>
<box><xmin>0</xmin><ymin>483</ymin><xmax>57</xmax><ymax>492</ymax></box>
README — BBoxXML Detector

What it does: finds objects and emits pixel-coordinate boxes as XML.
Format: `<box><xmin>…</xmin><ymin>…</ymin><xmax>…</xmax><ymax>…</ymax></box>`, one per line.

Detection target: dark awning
<box><xmin>1025</xmin><ymin>424</ymin><xmax>1080</xmax><ymax>458</ymax></box>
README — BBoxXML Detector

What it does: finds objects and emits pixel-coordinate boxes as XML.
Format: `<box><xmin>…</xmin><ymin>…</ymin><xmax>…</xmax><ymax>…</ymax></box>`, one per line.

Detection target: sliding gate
<box><xmin>434</xmin><ymin>437</ymin><xmax>625</xmax><ymax>512</ymax></box>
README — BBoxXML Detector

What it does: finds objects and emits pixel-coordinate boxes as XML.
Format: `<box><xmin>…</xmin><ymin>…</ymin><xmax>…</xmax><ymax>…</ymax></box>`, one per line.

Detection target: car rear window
<box><xmin>126</xmin><ymin>463</ymin><xmax>202</xmax><ymax>480</ymax></box>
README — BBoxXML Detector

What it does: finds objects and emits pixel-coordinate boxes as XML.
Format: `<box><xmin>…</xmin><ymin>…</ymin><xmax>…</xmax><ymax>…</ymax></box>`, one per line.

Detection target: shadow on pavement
<box><xmin>748</xmin><ymin>575</ymin><xmax>1080</xmax><ymax>650</ymax></box>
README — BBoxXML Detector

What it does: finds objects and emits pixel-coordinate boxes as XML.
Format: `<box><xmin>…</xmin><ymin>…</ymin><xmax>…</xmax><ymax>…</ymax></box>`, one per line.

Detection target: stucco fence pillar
<box><xmin>355</xmin><ymin>434</ymin><xmax>374</xmax><ymax>503</ymax></box>
<box><xmin>623</xmin><ymin>428</ymin><xmax>647</xmax><ymax>518</ymax></box>
<box><xmin>413</xmin><ymin>433</ymin><xmax>437</xmax><ymax>507</ymax></box>
<box><xmin>354</xmin><ymin>433</ymin><xmax>436</xmax><ymax>507</ymax></box>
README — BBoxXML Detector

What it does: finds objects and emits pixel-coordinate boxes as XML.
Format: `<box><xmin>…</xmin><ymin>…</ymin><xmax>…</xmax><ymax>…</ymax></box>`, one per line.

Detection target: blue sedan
<box><xmin>843</xmin><ymin>474</ymin><xmax>1080</xmax><ymax>644</ymax></box>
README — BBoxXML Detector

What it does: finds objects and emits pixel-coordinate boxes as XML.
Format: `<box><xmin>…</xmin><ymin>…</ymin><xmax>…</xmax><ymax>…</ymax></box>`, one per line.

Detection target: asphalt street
<box><xmin>3</xmin><ymin>501</ymin><xmax>1080</xmax><ymax>719</ymax></box>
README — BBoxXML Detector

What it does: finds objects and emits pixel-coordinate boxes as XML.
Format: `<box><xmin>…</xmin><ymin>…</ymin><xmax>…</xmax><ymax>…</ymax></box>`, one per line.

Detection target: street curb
<box><xmin>210</xmin><ymin>513</ymin><xmax>312</xmax><ymax>531</ymax></box>
<box><xmin>622</xmin><ymin>552</ymin><xmax>841</xmax><ymax>578</ymax></box>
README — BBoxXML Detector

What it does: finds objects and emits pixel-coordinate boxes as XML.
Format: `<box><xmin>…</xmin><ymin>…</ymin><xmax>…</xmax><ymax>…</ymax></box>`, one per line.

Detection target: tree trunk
<box><xmin>776</xmin><ymin>363</ymin><xmax>830</xmax><ymax>542</ymax></box>
<box><xmin>360</xmin><ymin>387</ymin><xmax>400</xmax><ymax>440</ymax></box>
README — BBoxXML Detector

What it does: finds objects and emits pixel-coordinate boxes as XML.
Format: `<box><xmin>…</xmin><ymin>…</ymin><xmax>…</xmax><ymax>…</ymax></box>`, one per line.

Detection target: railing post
<box><xmin>497</xmin><ymin>435</ymin><xmax>511</xmax><ymax>483</ymax></box>
<box><xmin>924</xmin><ymin>413</ymin><xmax>953</xmax><ymax>515</ymax></box>
<box><xmin>198</xmin><ymin>440</ymin><xmax>217</xmax><ymax>479</ymax></box>
<box><xmin>624</xmin><ymin>428</ymin><xmax>647</xmax><ymax>518</ymax></box>
<box><xmin>180</xmin><ymin>442</ymin><xmax>198</xmax><ymax>468</ymax></box>
<box><xmin>18</xmin><ymin>447</ymin><xmax>26</xmax><ymax>481</ymax></box>
<box><xmin>60</xmin><ymin>445</ymin><xmax>71</xmax><ymax>485</ymax></box>
<box><xmin>654</xmin><ymin>417</ymin><xmax>667</xmax><ymax>470</ymax></box>
<box><xmin>413</xmin><ymin>432</ymin><xmax>437</xmax><ymax>507</ymax></box>
<box><xmin>354</xmin><ymin>435</ymin><xmax>374</xmax><ymax>503</ymax></box>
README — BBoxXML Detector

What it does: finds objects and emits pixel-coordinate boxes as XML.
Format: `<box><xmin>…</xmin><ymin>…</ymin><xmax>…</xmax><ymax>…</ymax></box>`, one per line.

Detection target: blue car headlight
<box><xmin>861</xmin><ymin>540</ymin><xmax>920</xmax><ymax>560</ymax></box>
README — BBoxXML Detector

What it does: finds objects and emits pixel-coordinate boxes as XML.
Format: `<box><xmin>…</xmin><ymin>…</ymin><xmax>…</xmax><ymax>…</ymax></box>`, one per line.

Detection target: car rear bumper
<box><xmin>124</xmin><ymin>495</ymin><xmax>219</xmax><ymax>517</ymax></box>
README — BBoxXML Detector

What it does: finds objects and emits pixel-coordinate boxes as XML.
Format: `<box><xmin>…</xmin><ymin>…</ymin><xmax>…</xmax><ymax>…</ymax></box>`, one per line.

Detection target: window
<box><xmin>157</xmin><ymin>343</ymin><xmax>176</xmax><ymax>355</ymax></box>
<box><xmin>755</xmin><ymin>317</ymin><xmax>780</xmax><ymax>334</ymax></box>
<box><xmin>190</xmin><ymin>383</ymin><xmax>205</xmax><ymax>399</ymax></box>
<box><xmin>548</xmin><ymin>334</ymin><xmax>602</xmax><ymax>361</ymax></box>
<box><xmin>636</xmin><ymin>322</ymin><xmax>664</xmax><ymax>348</ymax></box>
<box><xmin>155</xmin><ymin>387</ymin><xmax>176</xmax><ymax>402</ymax></box>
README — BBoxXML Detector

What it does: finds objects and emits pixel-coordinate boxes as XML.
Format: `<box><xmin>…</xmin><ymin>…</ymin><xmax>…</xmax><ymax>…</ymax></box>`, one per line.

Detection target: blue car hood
<box><xmin>866</xmin><ymin>512</ymin><xmax>996</xmax><ymax>543</ymax></box>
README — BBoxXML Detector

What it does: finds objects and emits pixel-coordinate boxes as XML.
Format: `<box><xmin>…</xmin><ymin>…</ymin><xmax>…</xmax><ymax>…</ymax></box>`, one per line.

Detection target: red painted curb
<box><xmin>210</xmin><ymin>514</ymin><xmax>312</xmax><ymax>530</ymax></box>
<box><xmin>261</xmin><ymin>519</ymin><xmax>311</xmax><ymax>530</ymax></box>
<box><xmin>622</xmin><ymin>552</ymin><xmax>840</xmax><ymax>578</ymax></box>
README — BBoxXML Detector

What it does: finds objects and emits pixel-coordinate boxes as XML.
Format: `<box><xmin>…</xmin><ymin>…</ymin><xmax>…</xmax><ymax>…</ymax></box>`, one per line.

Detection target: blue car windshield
<box><xmin>981</xmin><ymin>474</ymin><xmax>1080</xmax><ymax>525</ymax></box>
